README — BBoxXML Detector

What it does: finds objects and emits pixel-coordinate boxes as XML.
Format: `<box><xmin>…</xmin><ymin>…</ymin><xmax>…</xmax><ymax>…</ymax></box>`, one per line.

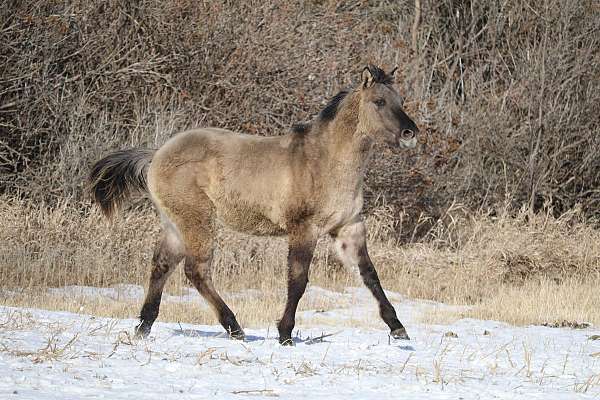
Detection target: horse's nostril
<box><xmin>401</xmin><ymin>129</ymin><xmax>415</xmax><ymax>140</ymax></box>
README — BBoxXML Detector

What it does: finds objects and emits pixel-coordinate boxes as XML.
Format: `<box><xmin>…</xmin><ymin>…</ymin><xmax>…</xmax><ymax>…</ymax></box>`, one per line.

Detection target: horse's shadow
<box><xmin>171</xmin><ymin>328</ymin><xmax>332</xmax><ymax>345</ymax></box>
<box><xmin>171</xmin><ymin>328</ymin><xmax>265</xmax><ymax>342</ymax></box>
<box><xmin>171</xmin><ymin>328</ymin><xmax>415</xmax><ymax>349</ymax></box>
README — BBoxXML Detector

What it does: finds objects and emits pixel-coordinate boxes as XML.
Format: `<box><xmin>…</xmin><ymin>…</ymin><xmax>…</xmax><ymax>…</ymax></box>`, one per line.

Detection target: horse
<box><xmin>89</xmin><ymin>64</ymin><xmax>419</xmax><ymax>345</ymax></box>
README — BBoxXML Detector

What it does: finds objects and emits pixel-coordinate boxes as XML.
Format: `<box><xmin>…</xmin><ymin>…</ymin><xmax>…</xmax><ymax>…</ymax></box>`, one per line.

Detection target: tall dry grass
<box><xmin>2</xmin><ymin>196</ymin><xmax>599</xmax><ymax>327</ymax></box>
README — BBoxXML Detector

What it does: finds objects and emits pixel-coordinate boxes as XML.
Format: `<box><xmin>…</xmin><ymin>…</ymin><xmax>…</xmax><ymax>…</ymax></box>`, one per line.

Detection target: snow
<box><xmin>44</xmin><ymin>284</ymin><xmax>267</xmax><ymax>308</ymax></box>
<box><xmin>48</xmin><ymin>284</ymin><xmax>146</xmax><ymax>302</ymax></box>
<box><xmin>1</xmin><ymin>287</ymin><xmax>598</xmax><ymax>399</ymax></box>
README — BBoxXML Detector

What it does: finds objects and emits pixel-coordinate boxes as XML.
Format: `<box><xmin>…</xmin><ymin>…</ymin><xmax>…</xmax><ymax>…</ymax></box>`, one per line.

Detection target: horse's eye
<box><xmin>374</xmin><ymin>99</ymin><xmax>386</xmax><ymax>108</ymax></box>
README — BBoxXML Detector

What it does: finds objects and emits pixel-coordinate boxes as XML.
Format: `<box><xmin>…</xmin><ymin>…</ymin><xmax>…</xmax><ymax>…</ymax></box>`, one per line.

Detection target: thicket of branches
<box><xmin>1</xmin><ymin>0</ymin><xmax>599</xmax><ymax>227</ymax></box>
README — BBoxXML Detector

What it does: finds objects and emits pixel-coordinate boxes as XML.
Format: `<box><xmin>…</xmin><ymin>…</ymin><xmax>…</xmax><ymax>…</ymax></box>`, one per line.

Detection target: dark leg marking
<box><xmin>277</xmin><ymin>240</ymin><xmax>316</xmax><ymax>345</ymax></box>
<box><xmin>184</xmin><ymin>254</ymin><xmax>245</xmax><ymax>340</ymax></box>
<box><xmin>333</xmin><ymin>220</ymin><xmax>409</xmax><ymax>340</ymax></box>
<box><xmin>135</xmin><ymin>239</ymin><xmax>183</xmax><ymax>338</ymax></box>
<box><xmin>357</xmin><ymin>245</ymin><xmax>409</xmax><ymax>340</ymax></box>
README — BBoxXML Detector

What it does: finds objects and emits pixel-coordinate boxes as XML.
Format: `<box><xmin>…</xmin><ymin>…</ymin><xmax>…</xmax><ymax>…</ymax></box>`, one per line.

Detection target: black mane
<box><xmin>318</xmin><ymin>90</ymin><xmax>349</xmax><ymax>122</ymax></box>
<box><xmin>291</xmin><ymin>122</ymin><xmax>312</xmax><ymax>134</ymax></box>
<box><xmin>291</xmin><ymin>65</ymin><xmax>392</xmax><ymax>132</ymax></box>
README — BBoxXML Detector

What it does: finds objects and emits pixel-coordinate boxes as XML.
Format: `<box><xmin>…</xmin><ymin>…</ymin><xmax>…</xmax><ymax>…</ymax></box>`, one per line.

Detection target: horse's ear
<box><xmin>361</xmin><ymin>66</ymin><xmax>374</xmax><ymax>88</ymax></box>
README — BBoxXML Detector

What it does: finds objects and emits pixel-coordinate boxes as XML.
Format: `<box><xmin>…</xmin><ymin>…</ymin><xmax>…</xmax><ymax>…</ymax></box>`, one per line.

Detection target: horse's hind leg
<box><xmin>135</xmin><ymin>229</ymin><xmax>184</xmax><ymax>338</ymax></box>
<box><xmin>332</xmin><ymin>219</ymin><xmax>409</xmax><ymax>340</ymax></box>
<box><xmin>184</xmin><ymin>249</ymin><xmax>244</xmax><ymax>339</ymax></box>
<box><xmin>165</xmin><ymin>196</ymin><xmax>245</xmax><ymax>339</ymax></box>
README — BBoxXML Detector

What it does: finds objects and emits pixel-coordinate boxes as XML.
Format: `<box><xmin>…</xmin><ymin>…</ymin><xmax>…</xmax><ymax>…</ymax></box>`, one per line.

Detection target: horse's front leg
<box><xmin>277</xmin><ymin>226</ymin><xmax>317</xmax><ymax>345</ymax></box>
<box><xmin>333</xmin><ymin>219</ymin><xmax>409</xmax><ymax>340</ymax></box>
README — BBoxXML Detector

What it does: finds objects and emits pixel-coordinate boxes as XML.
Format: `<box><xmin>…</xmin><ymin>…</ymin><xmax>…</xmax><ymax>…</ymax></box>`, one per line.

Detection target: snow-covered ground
<box><xmin>1</xmin><ymin>286</ymin><xmax>598</xmax><ymax>399</ymax></box>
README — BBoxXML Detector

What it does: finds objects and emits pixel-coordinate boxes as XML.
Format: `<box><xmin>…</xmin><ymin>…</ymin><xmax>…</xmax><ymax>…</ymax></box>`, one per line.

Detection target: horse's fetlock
<box><xmin>140</xmin><ymin>303</ymin><xmax>160</xmax><ymax>323</ymax></box>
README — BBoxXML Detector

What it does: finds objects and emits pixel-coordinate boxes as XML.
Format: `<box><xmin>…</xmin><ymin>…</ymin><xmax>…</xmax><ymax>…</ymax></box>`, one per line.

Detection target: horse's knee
<box><xmin>333</xmin><ymin>220</ymin><xmax>367</xmax><ymax>267</ymax></box>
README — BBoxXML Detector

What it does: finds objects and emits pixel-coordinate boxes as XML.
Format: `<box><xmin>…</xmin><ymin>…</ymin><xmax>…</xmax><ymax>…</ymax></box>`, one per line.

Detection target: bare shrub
<box><xmin>418</xmin><ymin>1</ymin><xmax>600</xmax><ymax>217</ymax></box>
<box><xmin>1</xmin><ymin>1</ymin><xmax>597</xmax><ymax>223</ymax></box>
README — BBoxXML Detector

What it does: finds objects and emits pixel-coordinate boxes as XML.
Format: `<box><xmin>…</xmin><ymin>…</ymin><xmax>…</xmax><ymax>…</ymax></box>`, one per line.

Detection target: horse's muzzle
<box><xmin>401</xmin><ymin>129</ymin><xmax>416</xmax><ymax>141</ymax></box>
<box><xmin>396</xmin><ymin>128</ymin><xmax>418</xmax><ymax>149</ymax></box>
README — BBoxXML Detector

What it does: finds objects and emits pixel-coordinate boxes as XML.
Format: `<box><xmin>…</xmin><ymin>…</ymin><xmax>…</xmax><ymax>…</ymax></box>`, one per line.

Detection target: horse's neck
<box><xmin>317</xmin><ymin>93</ymin><xmax>374</xmax><ymax>190</ymax></box>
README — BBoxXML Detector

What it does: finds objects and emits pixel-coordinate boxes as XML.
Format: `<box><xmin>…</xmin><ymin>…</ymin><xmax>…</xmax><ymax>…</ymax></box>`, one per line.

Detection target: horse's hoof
<box><xmin>229</xmin><ymin>329</ymin><xmax>246</xmax><ymax>341</ymax></box>
<box><xmin>279</xmin><ymin>337</ymin><xmax>294</xmax><ymax>346</ymax></box>
<box><xmin>391</xmin><ymin>327</ymin><xmax>410</xmax><ymax>340</ymax></box>
<box><xmin>134</xmin><ymin>323</ymin><xmax>151</xmax><ymax>339</ymax></box>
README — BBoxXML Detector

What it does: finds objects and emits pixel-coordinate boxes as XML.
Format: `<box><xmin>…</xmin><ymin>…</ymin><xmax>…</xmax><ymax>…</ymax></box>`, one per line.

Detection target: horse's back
<box><xmin>148</xmin><ymin>127</ymin><xmax>293</xmax><ymax>236</ymax></box>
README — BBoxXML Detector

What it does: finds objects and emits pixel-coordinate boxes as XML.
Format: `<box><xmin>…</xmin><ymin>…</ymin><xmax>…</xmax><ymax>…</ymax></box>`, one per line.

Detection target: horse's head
<box><xmin>357</xmin><ymin>64</ymin><xmax>419</xmax><ymax>149</ymax></box>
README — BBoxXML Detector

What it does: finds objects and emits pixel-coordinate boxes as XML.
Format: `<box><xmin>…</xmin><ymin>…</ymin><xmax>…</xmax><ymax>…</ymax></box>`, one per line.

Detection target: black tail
<box><xmin>88</xmin><ymin>148</ymin><xmax>155</xmax><ymax>218</ymax></box>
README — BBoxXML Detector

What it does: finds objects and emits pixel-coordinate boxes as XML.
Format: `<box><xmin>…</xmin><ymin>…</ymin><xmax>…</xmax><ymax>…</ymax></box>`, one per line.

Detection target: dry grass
<box><xmin>460</xmin><ymin>278</ymin><xmax>600</xmax><ymax>326</ymax></box>
<box><xmin>2</xmin><ymin>196</ymin><xmax>599</xmax><ymax>327</ymax></box>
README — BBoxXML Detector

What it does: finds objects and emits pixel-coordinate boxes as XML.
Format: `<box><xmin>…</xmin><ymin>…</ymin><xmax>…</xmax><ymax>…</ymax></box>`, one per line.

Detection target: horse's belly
<box><xmin>215</xmin><ymin>201</ymin><xmax>286</xmax><ymax>236</ymax></box>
